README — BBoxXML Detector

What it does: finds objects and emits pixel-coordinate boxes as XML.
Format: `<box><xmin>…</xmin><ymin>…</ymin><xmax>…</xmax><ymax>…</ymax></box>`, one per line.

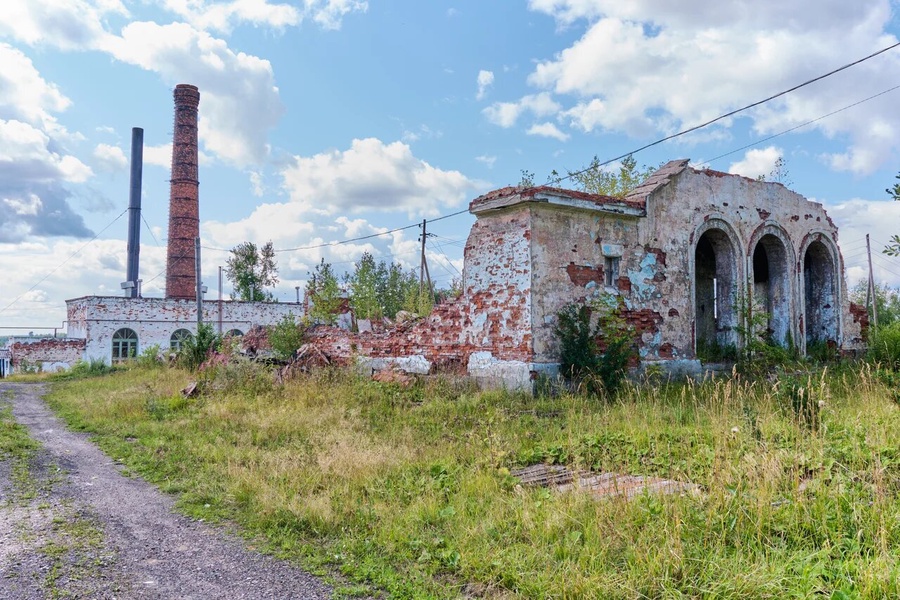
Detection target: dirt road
<box><xmin>0</xmin><ymin>382</ymin><xmax>333</xmax><ymax>599</ymax></box>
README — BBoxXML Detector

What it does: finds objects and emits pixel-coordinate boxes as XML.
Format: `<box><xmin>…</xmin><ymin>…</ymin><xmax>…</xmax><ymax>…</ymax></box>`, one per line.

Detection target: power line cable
<box><xmin>702</xmin><ymin>83</ymin><xmax>900</xmax><ymax>166</ymax></box>
<box><xmin>545</xmin><ymin>41</ymin><xmax>900</xmax><ymax>187</ymax></box>
<box><xmin>0</xmin><ymin>209</ymin><xmax>129</xmax><ymax>316</ymax></box>
<box><xmin>274</xmin><ymin>208</ymin><xmax>470</xmax><ymax>253</ymax></box>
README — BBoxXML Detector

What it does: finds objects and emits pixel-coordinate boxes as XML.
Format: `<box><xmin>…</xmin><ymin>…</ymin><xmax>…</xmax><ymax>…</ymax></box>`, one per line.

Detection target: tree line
<box><xmin>225</xmin><ymin>243</ymin><xmax>458</xmax><ymax>325</ymax></box>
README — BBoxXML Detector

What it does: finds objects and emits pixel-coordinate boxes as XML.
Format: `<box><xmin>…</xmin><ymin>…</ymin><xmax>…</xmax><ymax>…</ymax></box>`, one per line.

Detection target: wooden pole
<box><xmin>866</xmin><ymin>234</ymin><xmax>878</xmax><ymax>328</ymax></box>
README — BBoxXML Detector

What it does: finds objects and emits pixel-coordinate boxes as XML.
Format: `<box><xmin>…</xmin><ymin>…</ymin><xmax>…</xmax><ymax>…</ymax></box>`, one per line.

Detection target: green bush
<box><xmin>868</xmin><ymin>321</ymin><xmax>900</xmax><ymax>370</ymax></box>
<box><xmin>137</xmin><ymin>344</ymin><xmax>164</xmax><ymax>369</ymax></box>
<box><xmin>555</xmin><ymin>295</ymin><xmax>635</xmax><ymax>397</ymax></box>
<box><xmin>268</xmin><ymin>313</ymin><xmax>306</xmax><ymax>360</ymax></box>
<box><xmin>177</xmin><ymin>323</ymin><xmax>221</xmax><ymax>372</ymax></box>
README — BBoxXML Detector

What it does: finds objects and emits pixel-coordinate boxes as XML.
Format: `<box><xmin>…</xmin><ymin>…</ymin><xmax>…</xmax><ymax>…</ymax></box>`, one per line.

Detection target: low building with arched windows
<box><xmin>64</xmin><ymin>296</ymin><xmax>300</xmax><ymax>364</ymax></box>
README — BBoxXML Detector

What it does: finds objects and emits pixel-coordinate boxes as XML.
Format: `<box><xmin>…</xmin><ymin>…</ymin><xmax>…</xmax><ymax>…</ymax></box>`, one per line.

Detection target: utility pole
<box><xmin>866</xmin><ymin>234</ymin><xmax>878</xmax><ymax>328</ymax></box>
<box><xmin>419</xmin><ymin>219</ymin><xmax>426</xmax><ymax>301</ymax></box>
<box><xmin>195</xmin><ymin>237</ymin><xmax>203</xmax><ymax>324</ymax></box>
<box><xmin>218</xmin><ymin>266</ymin><xmax>223</xmax><ymax>335</ymax></box>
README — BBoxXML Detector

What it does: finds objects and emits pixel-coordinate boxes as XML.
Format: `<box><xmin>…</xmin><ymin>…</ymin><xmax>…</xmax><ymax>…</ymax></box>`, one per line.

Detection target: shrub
<box><xmin>268</xmin><ymin>313</ymin><xmax>307</xmax><ymax>360</ymax></box>
<box><xmin>868</xmin><ymin>321</ymin><xmax>900</xmax><ymax>370</ymax></box>
<box><xmin>555</xmin><ymin>294</ymin><xmax>635</xmax><ymax>397</ymax></box>
<box><xmin>177</xmin><ymin>323</ymin><xmax>221</xmax><ymax>372</ymax></box>
<box><xmin>137</xmin><ymin>344</ymin><xmax>164</xmax><ymax>369</ymax></box>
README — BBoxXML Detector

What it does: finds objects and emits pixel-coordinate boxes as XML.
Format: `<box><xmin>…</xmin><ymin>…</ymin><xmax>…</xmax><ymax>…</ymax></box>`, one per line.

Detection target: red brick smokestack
<box><xmin>165</xmin><ymin>84</ymin><xmax>200</xmax><ymax>299</ymax></box>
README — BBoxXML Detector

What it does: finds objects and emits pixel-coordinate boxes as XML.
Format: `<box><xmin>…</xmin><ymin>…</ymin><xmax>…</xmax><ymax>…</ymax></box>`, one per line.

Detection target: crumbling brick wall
<box><xmin>10</xmin><ymin>339</ymin><xmax>85</xmax><ymax>372</ymax></box>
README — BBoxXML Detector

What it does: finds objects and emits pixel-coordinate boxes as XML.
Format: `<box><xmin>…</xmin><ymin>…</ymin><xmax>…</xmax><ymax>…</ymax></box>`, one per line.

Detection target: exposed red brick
<box><xmin>849</xmin><ymin>302</ymin><xmax>869</xmax><ymax>339</ymax></box>
<box><xmin>757</xmin><ymin>208</ymin><xmax>771</xmax><ymax>220</ymax></box>
<box><xmin>166</xmin><ymin>84</ymin><xmax>200</xmax><ymax>300</ymax></box>
<box><xmin>616</xmin><ymin>276</ymin><xmax>632</xmax><ymax>293</ymax></box>
<box><xmin>658</xmin><ymin>343</ymin><xmax>675</xmax><ymax>359</ymax></box>
<box><xmin>566</xmin><ymin>262</ymin><xmax>604</xmax><ymax>286</ymax></box>
<box><xmin>646</xmin><ymin>247</ymin><xmax>667</xmax><ymax>267</ymax></box>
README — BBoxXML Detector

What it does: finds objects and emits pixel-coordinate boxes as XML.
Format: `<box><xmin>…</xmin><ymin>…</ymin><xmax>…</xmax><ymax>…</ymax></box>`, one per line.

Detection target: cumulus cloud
<box><xmin>502</xmin><ymin>0</ymin><xmax>900</xmax><ymax>174</ymax></box>
<box><xmin>476</xmin><ymin>69</ymin><xmax>494</xmax><ymax>100</ymax></box>
<box><xmin>527</xmin><ymin>122</ymin><xmax>570</xmax><ymax>142</ymax></box>
<box><xmin>157</xmin><ymin>0</ymin><xmax>300</xmax><ymax>33</ymax></box>
<box><xmin>483</xmin><ymin>92</ymin><xmax>561</xmax><ymax>128</ymax></box>
<box><xmin>281</xmin><ymin>137</ymin><xmax>482</xmax><ymax>217</ymax></box>
<box><xmin>92</xmin><ymin>143</ymin><xmax>128</xmax><ymax>171</ymax></box>
<box><xmin>475</xmin><ymin>155</ymin><xmax>497</xmax><ymax>168</ymax></box>
<box><xmin>0</xmin><ymin>0</ymin><xmax>124</xmax><ymax>50</ymax></box>
<box><xmin>0</xmin><ymin>46</ymin><xmax>94</xmax><ymax>241</ymax></box>
<box><xmin>825</xmin><ymin>198</ymin><xmax>900</xmax><ymax>287</ymax></box>
<box><xmin>728</xmin><ymin>146</ymin><xmax>782</xmax><ymax>180</ymax></box>
<box><xmin>99</xmin><ymin>21</ymin><xmax>283</xmax><ymax>167</ymax></box>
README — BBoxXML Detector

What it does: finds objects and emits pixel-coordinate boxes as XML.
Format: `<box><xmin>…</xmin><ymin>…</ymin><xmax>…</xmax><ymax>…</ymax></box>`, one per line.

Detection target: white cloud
<box><xmin>728</xmin><ymin>146</ymin><xmax>782</xmax><ymax>180</ymax></box>
<box><xmin>281</xmin><ymin>137</ymin><xmax>482</xmax><ymax>218</ymax></box>
<box><xmin>0</xmin><ymin>44</ymin><xmax>71</xmax><ymax>131</ymax></box>
<box><xmin>0</xmin><ymin>0</ymin><xmax>124</xmax><ymax>50</ymax></box>
<box><xmin>1</xmin><ymin>5</ymin><xmax>288</xmax><ymax>168</ymax></box>
<box><xmin>157</xmin><ymin>0</ymin><xmax>301</xmax><ymax>33</ymax></box>
<box><xmin>476</xmin><ymin>69</ymin><xmax>494</xmax><ymax>100</ymax></box>
<box><xmin>100</xmin><ymin>21</ymin><xmax>283</xmax><ymax>167</ymax></box>
<box><xmin>483</xmin><ymin>92</ymin><xmax>561</xmax><ymax>128</ymax></box>
<box><xmin>92</xmin><ymin>143</ymin><xmax>128</xmax><ymax>171</ymax></box>
<box><xmin>475</xmin><ymin>155</ymin><xmax>497</xmax><ymax>168</ymax></box>
<box><xmin>826</xmin><ymin>198</ymin><xmax>900</xmax><ymax>287</ymax></box>
<box><xmin>306</xmin><ymin>0</ymin><xmax>368</xmax><ymax>30</ymax></box>
<box><xmin>527</xmin><ymin>122</ymin><xmax>570</xmax><ymax>142</ymax></box>
<box><xmin>513</xmin><ymin>0</ymin><xmax>900</xmax><ymax>173</ymax></box>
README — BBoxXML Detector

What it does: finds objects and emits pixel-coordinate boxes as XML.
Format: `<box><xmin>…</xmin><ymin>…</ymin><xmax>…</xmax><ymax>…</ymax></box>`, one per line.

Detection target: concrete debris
<box><xmin>511</xmin><ymin>463</ymin><xmax>698</xmax><ymax>501</ymax></box>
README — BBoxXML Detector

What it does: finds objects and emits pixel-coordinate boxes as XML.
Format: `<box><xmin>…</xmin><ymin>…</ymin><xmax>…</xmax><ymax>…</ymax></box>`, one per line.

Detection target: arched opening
<box><xmin>695</xmin><ymin>228</ymin><xmax>738</xmax><ymax>358</ymax></box>
<box><xmin>751</xmin><ymin>234</ymin><xmax>791</xmax><ymax>346</ymax></box>
<box><xmin>170</xmin><ymin>329</ymin><xmax>193</xmax><ymax>352</ymax></box>
<box><xmin>226</xmin><ymin>329</ymin><xmax>244</xmax><ymax>338</ymax></box>
<box><xmin>803</xmin><ymin>240</ymin><xmax>838</xmax><ymax>348</ymax></box>
<box><xmin>112</xmin><ymin>328</ymin><xmax>138</xmax><ymax>362</ymax></box>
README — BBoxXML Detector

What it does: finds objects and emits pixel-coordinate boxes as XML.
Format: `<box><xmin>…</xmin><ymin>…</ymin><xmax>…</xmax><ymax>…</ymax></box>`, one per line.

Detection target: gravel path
<box><xmin>0</xmin><ymin>382</ymin><xmax>333</xmax><ymax>599</ymax></box>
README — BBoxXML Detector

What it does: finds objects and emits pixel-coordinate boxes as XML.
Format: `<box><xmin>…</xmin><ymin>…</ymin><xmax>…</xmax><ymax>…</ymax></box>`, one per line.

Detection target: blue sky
<box><xmin>3</xmin><ymin>0</ymin><xmax>900</xmax><ymax>331</ymax></box>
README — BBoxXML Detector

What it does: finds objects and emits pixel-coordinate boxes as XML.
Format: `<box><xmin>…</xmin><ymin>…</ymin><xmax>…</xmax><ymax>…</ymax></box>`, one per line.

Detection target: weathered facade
<box><xmin>3</xmin><ymin>338</ymin><xmax>86</xmax><ymax>373</ymax></box>
<box><xmin>310</xmin><ymin>160</ymin><xmax>863</xmax><ymax>389</ymax></box>
<box><xmin>65</xmin><ymin>296</ymin><xmax>301</xmax><ymax>363</ymax></box>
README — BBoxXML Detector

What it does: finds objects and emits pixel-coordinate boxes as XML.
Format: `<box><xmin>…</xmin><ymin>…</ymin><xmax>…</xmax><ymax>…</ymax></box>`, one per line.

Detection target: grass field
<box><xmin>39</xmin><ymin>361</ymin><xmax>900</xmax><ymax>598</ymax></box>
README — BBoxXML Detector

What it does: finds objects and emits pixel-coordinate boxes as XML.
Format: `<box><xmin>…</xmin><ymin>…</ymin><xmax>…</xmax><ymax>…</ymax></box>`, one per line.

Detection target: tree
<box><xmin>850</xmin><ymin>279</ymin><xmax>900</xmax><ymax>327</ymax></box>
<box><xmin>557</xmin><ymin>155</ymin><xmax>657</xmax><ymax>198</ymax></box>
<box><xmin>346</xmin><ymin>252</ymin><xmax>381</xmax><ymax>320</ymax></box>
<box><xmin>268</xmin><ymin>313</ymin><xmax>306</xmax><ymax>360</ymax></box>
<box><xmin>225</xmin><ymin>241</ymin><xmax>278</xmax><ymax>301</ymax></box>
<box><xmin>885</xmin><ymin>172</ymin><xmax>900</xmax><ymax>257</ymax></box>
<box><xmin>305</xmin><ymin>259</ymin><xmax>342</xmax><ymax>325</ymax></box>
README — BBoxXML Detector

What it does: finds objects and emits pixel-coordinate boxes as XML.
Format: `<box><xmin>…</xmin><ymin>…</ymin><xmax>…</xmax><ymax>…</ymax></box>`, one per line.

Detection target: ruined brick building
<box><xmin>3</xmin><ymin>86</ymin><xmax>864</xmax><ymax>383</ymax></box>
<box><xmin>310</xmin><ymin>160</ymin><xmax>864</xmax><ymax>389</ymax></box>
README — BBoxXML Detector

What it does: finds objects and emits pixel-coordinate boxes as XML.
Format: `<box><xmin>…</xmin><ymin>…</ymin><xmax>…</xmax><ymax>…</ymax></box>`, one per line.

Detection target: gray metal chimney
<box><xmin>123</xmin><ymin>127</ymin><xmax>143</xmax><ymax>298</ymax></box>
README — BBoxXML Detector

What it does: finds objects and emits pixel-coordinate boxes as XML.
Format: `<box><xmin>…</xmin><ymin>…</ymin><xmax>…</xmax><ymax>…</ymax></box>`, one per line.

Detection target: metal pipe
<box><xmin>126</xmin><ymin>127</ymin><xmax>144</xmax><ymax>297</ymax></box>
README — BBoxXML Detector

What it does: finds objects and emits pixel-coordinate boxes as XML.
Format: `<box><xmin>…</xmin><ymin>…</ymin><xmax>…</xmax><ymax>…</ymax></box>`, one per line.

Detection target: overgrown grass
<box><xmin>0</xmin><ymin>390</ymin><xmax>42</xmax><ymax>503</ymax></box>
<box><xmin>43</xmin><ymin>362</ymin><xmax>900</xmax><ymax>598</ymax></box>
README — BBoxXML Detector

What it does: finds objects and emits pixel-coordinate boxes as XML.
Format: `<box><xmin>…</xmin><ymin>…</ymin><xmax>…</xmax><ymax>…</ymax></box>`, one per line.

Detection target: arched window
<box><xmin>112</xmin><ymin>328</ymin><xmax>138</xmax><ymax>362</ymax></box>
<box><xmin>226</xmin><ymin>329</ymin><xmax>244</xmax><ymax>337</ymax></box>
<box><xmin>170</xmin><ymin>329</ymin><xmax>193</xmax><ymax>352</ymax></box>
